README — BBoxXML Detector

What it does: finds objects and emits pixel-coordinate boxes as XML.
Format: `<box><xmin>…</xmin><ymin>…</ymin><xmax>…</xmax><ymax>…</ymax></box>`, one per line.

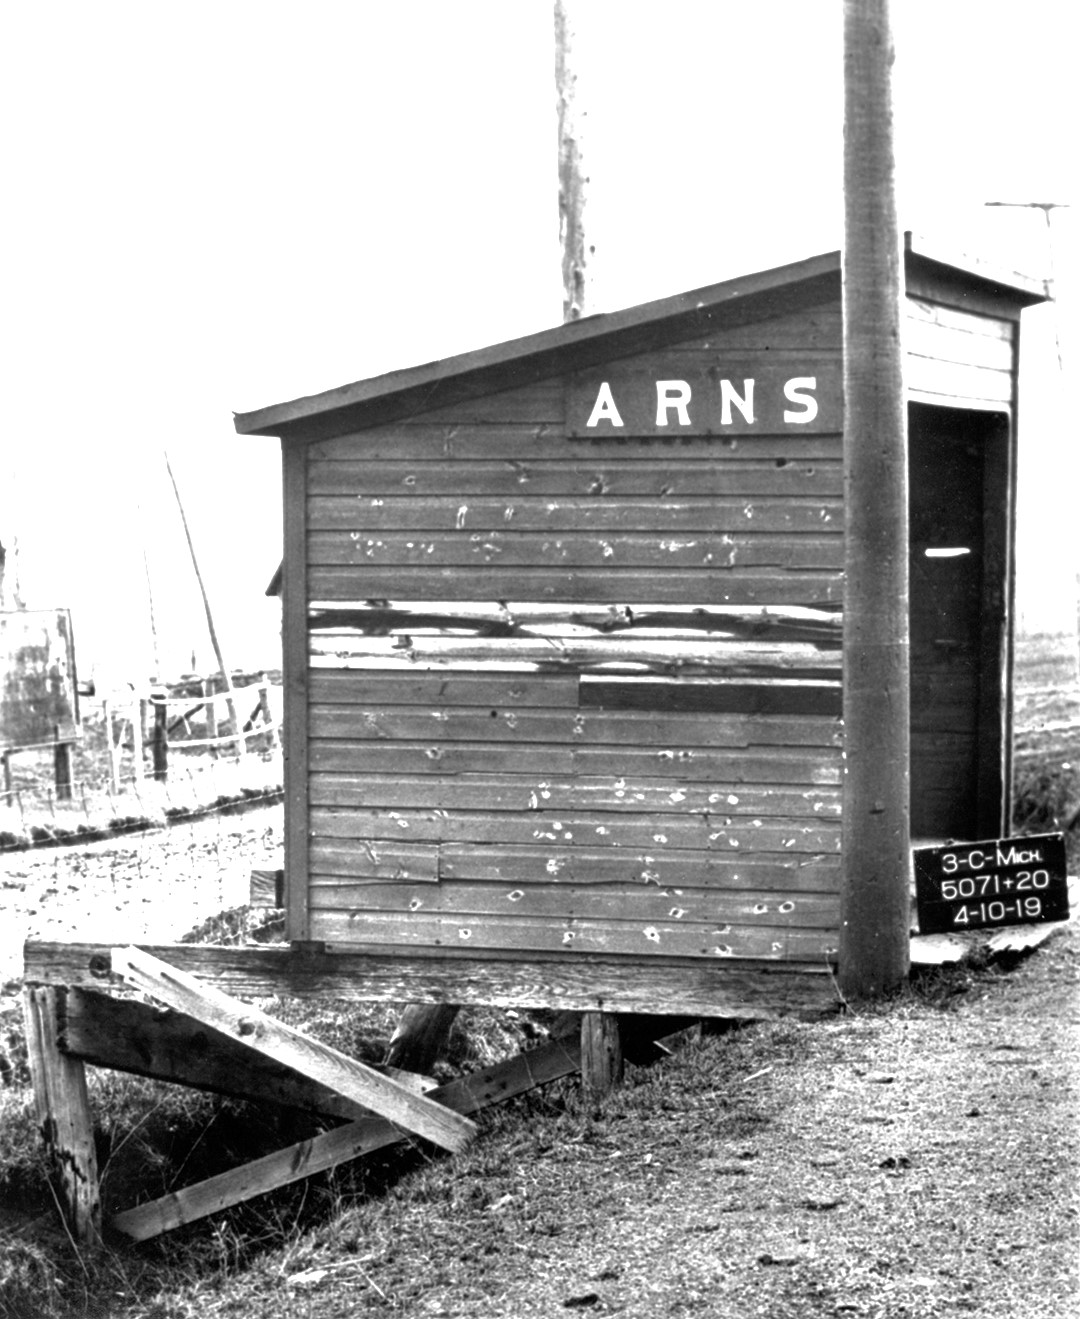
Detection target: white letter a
<box><xmin>586</xmin><ymin>382</ymin><xmax>624</xmax><ymax>428</ymax></box>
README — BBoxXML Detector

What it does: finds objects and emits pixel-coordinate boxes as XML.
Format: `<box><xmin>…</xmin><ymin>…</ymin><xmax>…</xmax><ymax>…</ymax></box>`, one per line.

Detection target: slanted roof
<box><xmin>234</xmin><ymin>235</ymin><xmax>1045</xmax><ymax>445</ymax></box>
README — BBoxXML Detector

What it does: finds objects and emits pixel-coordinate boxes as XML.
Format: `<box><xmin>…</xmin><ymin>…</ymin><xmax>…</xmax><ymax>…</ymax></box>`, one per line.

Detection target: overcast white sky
<box><xmin>1</xmin><ymin>1</ymin><xmax>1075</xmax><ymax>687</ymax></box>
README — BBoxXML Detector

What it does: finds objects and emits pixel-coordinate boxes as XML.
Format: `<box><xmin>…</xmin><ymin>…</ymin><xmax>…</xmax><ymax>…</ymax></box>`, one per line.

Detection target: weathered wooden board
<box><xmin>308</xmin><ymin>567</ymin><xmax>844</xmax><ymax>607</ymax></box>
<box><xmin>308</xmin><ymin>495</ymin><xmax>841</xmax><ymax>533</ymax></box>
<box><xmin>308</xmin><ymin>706</ymin><xmax>842</xmax><ymax>747</ymax></box>
<box><xmin>311</xmin><ymin>426</ymin><xmax>845</xmax><ymax>463</ymax></box>
<box><xmin>309</xmin><ymin>840</ymin><xmax>842</xmax><ymax>891</ymax></box>
<box><xmin>25</xmin><ymin>941</ymin><xmax>842</xmax><ymax>1018</ymax></box>
<box><xmin>307</xmin><ymin>803</ymin><xmax>841</xmax><ymax>855</ymax></box>
<box><xmin>59</xmin><ymin>989</ymin><xmax>366</xmax><ymax>1120</ymax></box>
<box><xmin>309</xmin><ymin>633</ymin><xmax>843</xmax><ymax>673</ymax></box>
<box><xmin>110</xmin><ymin>1035</ymin><xmax>585</xmax><ymax>1242</ymax></box>
<box><xmin>303</xmin><ymin>740</ymin><xmax>843</xmax><ymax>783</ymax></box>
<box><xmin>306</xmin><ymin>878</ymin><xmax>841</xmax><ymax>927</ymax></box>
<box><xmin>308</xmin><ymin>909</ymin><xmax>838</xmax><ymax>961</ymax></box>
<box><xmin>301</xmin><ymin>770</ymin><xmax>842</xmax><ymax>817</ymax></box>
<box><xmin>308</xmin><ymin>530</ymin><xmax>843</xmax><ymax>571</ymax></box>
<box><xmin>111</xmin><ymin>946</ymin><xmax>476</xmax><ymax>1153</ymax></box>
<box><xmin>308</xmin><ymin>459</ymin><xmax>843</xmax><ymax>498</ymax></box>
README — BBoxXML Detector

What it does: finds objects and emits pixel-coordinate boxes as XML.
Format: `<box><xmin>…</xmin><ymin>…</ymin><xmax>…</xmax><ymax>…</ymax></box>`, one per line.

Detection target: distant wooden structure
<box><xmin>23</xmin><ymin>238</ymin><xmax>1046</xmax><ymax>1246</ymax></box>
<box><xmin>1</xmin><ymin>609</ymin><xmax>80</xmax><ymax>802</ymax></box>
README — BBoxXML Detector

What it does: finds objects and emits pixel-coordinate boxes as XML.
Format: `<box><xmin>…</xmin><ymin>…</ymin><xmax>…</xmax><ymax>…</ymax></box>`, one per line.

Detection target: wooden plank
<box><xmin>902</xmin><ymin>355</ymin><xmax>1013</xmax><ymax>407</ymax></box>
<box><xmin>311</xmin><ymin>426</ymin><xmax>845</xmax><ymax>463</ymax></box>
<box><xmin>307</xmin><ymin>458</ymin><xmax>844</xmax><ymax>498</ymax></box>
<box><xmin>581</xmin><ymin>1012</ymin><xmax>622</xmax><ymax>1098</ymax></box>
<box><xmin>22</xmin><ymin>986</ymin><xmax>102</xmax><ymax>1247</ymax></box>
<box><xmin>307</xmin><ymin>910</ymin><xmax>838</xmax><ymax>961</ymax></box>
<box><xmin>306</xmin><ymin>879</ymin><xmax>842</xmax><ymax>927</ymax></box>
<box><xmin>308</xmin><ymin>494</ymin><xmax>842</xmax><ymax>533</ymax></box>
<box><xmin>307</xmin><ymin>804</ymin><xmax>842</xmax><ymax>855</ymax></box>
<box><xmin>59</xmin><ymin>990</ymin><xmax>366</xmax><ymax>1120</ymax></box>
<box><xmin>307</xmin><ymin>567</ymin><xmax>843</xmax><ymax>606</ymax></box>
<box><xmin>109</xmin><ymin>946</ymin><xmax>476</xmax><ymax>1153</ymax></box>
<box><xmin>309</xmin><ymin>604</ymin><xmax>844</xmax><ymax>642</ymax></box>
<box><xmin>282</xmin><ymin>439</ymin><xmax>311</xmax><ymax>941</ymax></box>
<box><xmin>302</xmin><ymin>769</ymin><xmax>842</xmax><ymax>817</ymax></box>
<box><xmin>24</xmin><ymin>941</ymin><xmax>841</xmax><ymax>1017</ymax></box>
<box><xmin>310</xmin><ymin>634</ymin><xmax>843</xmax><ymax>675</ymax></box>
<box><xmin>308</xmin><ymin>529</ymin><xmax>843</xmax><ymax>571</ymax></box>
<box><xmin>303</xmin><ymin>741</ymin><xmax>843</xmax><ymax>784</ymax></box>
<box><xmin>110</xmin><ymin>1034</ymin><xmax>583</xmax><ymax>1242</ymax></box>
<box><xmin>904</xmin><ymin>296</ymin><xmax>1015</xmax><ymax>341</ymax></box>
<box><xmin>902</xmin><ymin>316</ymin><xmax>1015</xmax><ymax>371</ymax></box>
<box><xmin>308</xmin><ymin>706</ymin><xmax>843</xmax><ymax>747</ymax></box>
<box><xmin>310</xmin><ymin>670</ymin><xmax>580</xmax><ymax>708</ymax></box>
<box><xmin>311</xmin><ymin>839</ymin><xmax>842</xmax><ymax>891</ymax></box>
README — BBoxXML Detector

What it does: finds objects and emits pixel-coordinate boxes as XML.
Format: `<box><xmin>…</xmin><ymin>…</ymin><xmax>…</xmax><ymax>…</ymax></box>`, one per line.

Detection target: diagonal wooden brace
<box><xmin>110</xmin><ymin>946</ymin><xmax>476</xmax><ymax>1153</ymax></box>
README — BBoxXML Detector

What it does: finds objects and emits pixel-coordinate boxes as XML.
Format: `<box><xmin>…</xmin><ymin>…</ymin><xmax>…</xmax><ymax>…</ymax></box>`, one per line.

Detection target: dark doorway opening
<box><xmin>908</xmin><ymin>403</ymin><xmax>1012</xmax><ymax>841</ymax></box>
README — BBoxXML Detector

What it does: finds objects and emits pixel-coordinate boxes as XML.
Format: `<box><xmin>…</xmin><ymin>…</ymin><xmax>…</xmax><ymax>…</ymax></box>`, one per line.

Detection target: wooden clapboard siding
<box><xmin>307</xmin><ymin>909</ymin><xmax>837</xmax><ymax>961</ymax></box>
<box><xmin>310</xmin><ymin>840</ymin><xmax>841</xmax><ymax>890</ymax></box>
<box><xmin>296</xmin><ymin>302</ymin><xmax>844</xmax><ymax>962</ymax></box>
<box><xmin>311</xmin><ymin>427</ymin><xmax>845</xmax><ymax>463</ymax></box>
<box><xmin>306</xmin><ymin>740</ymin><xmax>841</xmax><ymax>783</ymax></box>
<box><xmin>308</xmin><ymin>531</ymin><xmax>843</xmax><ymax>570</ymax></box>
<box><xmin>308</xmin><ymin>707</ymin><xmax>842</xmax><ymax>748</ymax></box>
<box><xmin>903</xmin><ymin>297</ymin><xmax>1016</xmax><ymax>412</ymax></box>
<box><xmin>307</xmin><ymin>880</ymin><xmax>840</xmax><ymax>927</ymax></box>
<box><xmin>308</xmin><ymin>568</ymin><xmax>843</xmax><ymax>606</ymax></box>
<box><xmin>302</xmin><ymin>771</ymin><xmax>841</xmax><ymax>817</ymax></box>
<box><xmin>308</xmin><ymin>805</ymin><xmax>840</xmax><ymax>855</ymax></box>
<box><xmin>307</xmin><ymin>458</ymin><xmax>843</xmax><ymax>498</ymax></box>
<box><xmin>308</xmin><ymin>495</ymin><xmax>841</xmax><ymax>534</ymax></box>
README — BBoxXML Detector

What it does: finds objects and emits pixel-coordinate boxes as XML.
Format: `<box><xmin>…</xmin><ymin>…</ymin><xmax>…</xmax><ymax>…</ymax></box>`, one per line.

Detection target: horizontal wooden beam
<box><xmin>25</xmin><ymin>941</ymin><xmax>839</xmax><ymax>1019</ymax></box>
<box><xmin>111</xmin><ymin>1035</ymin><xmax>582</xmax><ymax>1241</ymax></box>
<box><xmin>59</xmin><ymin>989</ymin><xmax>363</xmax><ymax>1119</ymax></box>
<box><xmin>110</xmin><ymin>947</ymin><xmax>476</xmax><ymax>1154</ymax></box>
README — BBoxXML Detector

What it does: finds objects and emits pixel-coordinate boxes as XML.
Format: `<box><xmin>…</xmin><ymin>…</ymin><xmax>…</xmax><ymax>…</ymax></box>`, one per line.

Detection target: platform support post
<box><xmin>581</xmin><ymin>1011</ymin><xmax>623</xmax><ymax>1099</ymax></box>
<box><xmin>22</xmin><ymin>986</ymin><xmax>102</xmax><ymax>1249</ymax></box>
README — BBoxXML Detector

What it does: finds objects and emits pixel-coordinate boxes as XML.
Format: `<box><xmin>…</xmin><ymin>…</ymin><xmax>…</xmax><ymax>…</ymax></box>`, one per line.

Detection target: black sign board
<box><xmin>914</xmin><ymin>833</ymin><xmax>1070</xmax><ymax>935</ymax></box>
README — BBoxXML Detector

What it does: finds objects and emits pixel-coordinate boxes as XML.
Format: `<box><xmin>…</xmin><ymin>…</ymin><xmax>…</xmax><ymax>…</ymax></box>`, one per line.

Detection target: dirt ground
<box><xmin>2</xmin><ymin>808</ymin><xmax>1077</xmax><ymax>1317</ymax></box>
<box><xmin>0</xmin><ymin>804</ymin><xmax>283</xmax><ymax>987</ymax></box>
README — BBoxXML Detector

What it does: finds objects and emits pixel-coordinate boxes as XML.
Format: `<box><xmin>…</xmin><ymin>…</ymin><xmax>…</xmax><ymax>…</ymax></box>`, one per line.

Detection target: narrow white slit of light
<box><xmin>924</xmin><ymin>547</ymin><xmax>971</xmax><ymax>559</ymax></box>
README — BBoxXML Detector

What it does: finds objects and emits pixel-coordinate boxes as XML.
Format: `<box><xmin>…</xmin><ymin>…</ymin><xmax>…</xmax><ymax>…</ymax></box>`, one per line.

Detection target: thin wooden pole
<box><xmin>163</xmin><ymin>452</ymin><xmax>246</xmax><ymax>758</ymax></box>
<box><xmin>839</xmin><ymin>0</ymin><xmax>911</xmax><ymax>998</ymax></box>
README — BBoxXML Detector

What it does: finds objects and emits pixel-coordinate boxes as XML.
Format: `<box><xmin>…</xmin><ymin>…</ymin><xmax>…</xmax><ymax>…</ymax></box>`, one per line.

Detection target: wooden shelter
<box><xmin>21</xmin><ymin>235</ymin><xmax>1048</xmax><ymax>1247</ymax></box>
<box><xmin>236</xmin><ymin>234</ymin><xmax>1045</xmax><ymax>1014</ymax></box>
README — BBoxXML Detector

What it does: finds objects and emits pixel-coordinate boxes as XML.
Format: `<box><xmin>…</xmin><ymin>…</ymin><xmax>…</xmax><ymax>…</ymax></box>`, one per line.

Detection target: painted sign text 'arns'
<box><xmin>566</xmin><ymin>360</ymin><xmax>842</xmax><ymax>437</ymax></box>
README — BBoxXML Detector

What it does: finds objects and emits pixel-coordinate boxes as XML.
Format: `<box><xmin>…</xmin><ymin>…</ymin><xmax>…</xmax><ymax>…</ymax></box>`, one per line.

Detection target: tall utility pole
<box><xmin>839</xmin><ymin>0</ymin><xmax>911</xmax><ymax>997</ymax></box>
<box><xmin>555</xmin><ymin>0</ymin><xmax>590</xmax><ymax>322</ymax></box>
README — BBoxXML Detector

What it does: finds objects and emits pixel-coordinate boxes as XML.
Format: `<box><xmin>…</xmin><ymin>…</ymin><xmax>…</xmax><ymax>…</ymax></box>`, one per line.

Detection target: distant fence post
<box><xmin>2</xmin><ymin>749</ymin><xmax>12</xmax><ymax>808</ymax></box>
<box><xmin>258</xmin><ymin>680</ymin><xmax>278</xmax><ymax>750</ymax></box>
<box><xmin>151</xmin><ymin>691</ymin><xmax>168</xmax><ymax>782</ymax></box>
<box><xmin>203</xmin><ymin>678</ymin><xmax>217</xmax><ymax>742</ymax></box>
<box><xmin>53</xmin><ymin>728</ymin><xmax>73</xmax><ymax>802</ymax></box>
<box><xmin>131</xmin><ymin>695</ymin><xmax>144</xmax><ymax>781</ymax></box>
